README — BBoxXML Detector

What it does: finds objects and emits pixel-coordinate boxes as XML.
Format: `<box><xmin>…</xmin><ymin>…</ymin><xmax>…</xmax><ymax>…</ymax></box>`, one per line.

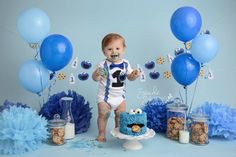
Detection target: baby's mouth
<box><xmin>110</xmin><ymin>54</ymin><xmax>119</xmax><ymax>59</ymax></box>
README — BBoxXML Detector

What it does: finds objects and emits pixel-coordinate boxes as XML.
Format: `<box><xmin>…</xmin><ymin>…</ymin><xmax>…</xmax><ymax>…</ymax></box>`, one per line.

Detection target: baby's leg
<box><xmin>96</xmin><ymin>102</ymin><xmax>111</xmax><ymax>142</ymax></box>
<box><xmin>114</xmin><ymin>100</ymin><xmax>126</xmax><ymax>128</ymax></box>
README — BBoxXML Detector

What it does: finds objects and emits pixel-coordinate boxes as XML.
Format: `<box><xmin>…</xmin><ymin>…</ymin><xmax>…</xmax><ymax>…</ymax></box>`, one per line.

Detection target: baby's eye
<box><xmin>108</xmin><ymin>48</ymin><xmax>112</xmax><ymax>51</ymax></box>
<box><xmin>129</xmin><ymin>109</ymin><xmax>136</xmax><ymax>114</ymax></box>
<box><xmin>116</xmin><ymin>47</ymin><xmax>120</xmax><ymax>50</ymax></box>
<box><xmin>135</xmin><ymin>109</ymin><xmax>142</xmax><ymax>114</ymax></box>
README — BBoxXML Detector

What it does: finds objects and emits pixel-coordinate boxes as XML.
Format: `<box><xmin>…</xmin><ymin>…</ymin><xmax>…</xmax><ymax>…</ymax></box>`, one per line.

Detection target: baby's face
<box><xmin>103</xmin><ymin>39</ymin><xmax>125</xmax><ymax>63</ymax></box>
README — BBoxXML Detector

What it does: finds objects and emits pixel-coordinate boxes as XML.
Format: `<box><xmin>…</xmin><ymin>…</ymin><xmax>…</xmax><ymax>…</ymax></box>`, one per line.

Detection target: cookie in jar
<box><xmin>48</xmin><ymin>114</ymin><xmax>66</xmax><ymax>145</ymax></box>
<box><xmin>190</xmin><ymin>113</ymin><xmax>209</xmax><ymax>145</ymax></box>
<box><xmin>166</xmin><ymin>98</ymin><xmax>188</xmax><ymax>140</ymax></box>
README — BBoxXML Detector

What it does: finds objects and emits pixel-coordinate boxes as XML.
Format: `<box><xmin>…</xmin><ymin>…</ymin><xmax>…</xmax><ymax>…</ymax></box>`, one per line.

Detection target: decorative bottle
<box><xmin>61</xmin><ymin>97</ymin><xmax>75</xmax><ymax>140</ymax></box>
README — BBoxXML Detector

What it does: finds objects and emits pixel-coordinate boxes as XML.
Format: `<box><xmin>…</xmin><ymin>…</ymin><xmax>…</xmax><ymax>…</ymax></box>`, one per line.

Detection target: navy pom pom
<box><xmin>142</xmin><ymin>98</ymin><xmax>172</xmax><ymax>133</ymax></box>
<box><xmin>0</xmin><ymin>100</ymin><xmax>29</xmax><ymax>112</ymax></box>
<box><xmin>39</xmin><ymin>90</ymin><xmax>92</xmax><ymax>134</ymax></box>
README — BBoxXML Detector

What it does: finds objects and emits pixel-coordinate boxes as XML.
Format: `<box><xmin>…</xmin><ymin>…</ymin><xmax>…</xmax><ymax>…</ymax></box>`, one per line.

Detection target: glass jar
<box><xmin>48</xmin><ymin>114</ymin><xmax>66</xmax><ymax>145</ymax></box>
<box><xmin>166</xmin><ymin>98</ymin><xmax>188</xmax><ymax>140</ymax></box>
<box><xmin>190</xmin><ymin>113</ymin><xmax>209</xmax><ymax>145</ymax></box>
<box><xmin>60</xmin><ymin>97</ymin><xmax>75</xmax><ymax>140</ymax></box>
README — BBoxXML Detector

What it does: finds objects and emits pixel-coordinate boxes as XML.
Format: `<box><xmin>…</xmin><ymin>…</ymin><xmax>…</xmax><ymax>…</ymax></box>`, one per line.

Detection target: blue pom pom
<box><xmin>39</xmin><ymin>90</ymin><xmax>92</xmax><ymax>134</ymax></box>
<box><xmin>142</xmin><ymin>98</ymin><xmax>172</xmax><ymax>133</ymax></box>
<box><xmin>192</xmin><ymin>102</ymin><xmax>236</xmax><ymax>140</ymax></box>
<box><xmin>0</xmin><ymin>106</ymin><xmax>48</xmax><ymax>155</ymax></box>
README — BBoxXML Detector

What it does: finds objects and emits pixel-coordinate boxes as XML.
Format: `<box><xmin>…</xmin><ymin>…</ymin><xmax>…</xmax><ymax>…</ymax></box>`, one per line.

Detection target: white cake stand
<box><xmin>110</xmin><ymin>128</ymin><xmax>155</xmax><ymax>150</ymax></box>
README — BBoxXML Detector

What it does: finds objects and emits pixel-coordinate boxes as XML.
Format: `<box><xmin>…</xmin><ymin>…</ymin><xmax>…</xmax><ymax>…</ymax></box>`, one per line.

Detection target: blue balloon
<box><xmin>171</xmin><ymin>53</ymin><xmax>200</xmax><ymax>86</ymax></box>
<box><xmin>170</xmin><ymin>6</ymin><xmax>202</xmax><ymax>42</ymax></box>
<box><xmin>190</xmin><ymin>34</ymin><xmax>219</xmax><ymax>63</ymax></box>
<box><xmin>17</xmin><ymin>8</ymin><xmax>51</xmax><ymax>43</ymax></box>
<box><xmin>19</xmin><ymin>60</ymin><xmax>50</xmax><ymax>94</ymax></box>
<box><xmin>40</xmin><ymin>34</ymin><xmax>73</xmax><ymax>71</ymax></box>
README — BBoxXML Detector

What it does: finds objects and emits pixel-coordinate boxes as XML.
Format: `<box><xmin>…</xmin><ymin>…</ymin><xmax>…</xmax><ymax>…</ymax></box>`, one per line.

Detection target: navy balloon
<box><xmin>170</xmin><ymin>6</ymin><xmax>202</xmax><ymax>42</ymax></box>
<box><xmin>171</xmin><ymin>53</ymin><xmax>200</xmax><ymax>86</ymax></box>
<box><xmin>40</xmin><ymin>34</ymin><xmax>73</xmax><ymax>71</ymax></box>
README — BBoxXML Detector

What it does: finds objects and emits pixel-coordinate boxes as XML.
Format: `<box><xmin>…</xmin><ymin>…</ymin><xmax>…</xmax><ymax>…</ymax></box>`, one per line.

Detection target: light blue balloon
<box><xmin>17</xmin><ymin>8</ymin><xmax>51</xmax><ymax>43</ymax></box>
<box><xmin>19</xmin><ymin>60</ymin><xmax>50</xmax><ymax>94</ymax></box>
<box><xmin>190</xmin><ymin>34</ymin><xmax>219</xmax><ymax>63</ymax></box>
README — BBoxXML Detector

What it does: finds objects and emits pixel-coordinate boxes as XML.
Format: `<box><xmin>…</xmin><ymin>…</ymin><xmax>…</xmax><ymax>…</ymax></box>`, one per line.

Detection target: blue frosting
<box><xmin>119</xmin><ymin>112</ymin><xmax>147</xmax><ymax>136</ymax></box>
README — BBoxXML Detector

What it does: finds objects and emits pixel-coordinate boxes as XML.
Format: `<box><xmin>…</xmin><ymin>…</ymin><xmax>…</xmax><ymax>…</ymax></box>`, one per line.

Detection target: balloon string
<box><xmin>38</xmin><ymin>95</ymin><xmax>42</xmax><ymax>109</ymax></box>
<box><xmin>37</xmin><ymin>60</ymin><xmax>44</xmax><ymax>109</ymax></box>
<box><xmin>179</xmin><ymin>86</ymin><xmax>184</xmax><ymax>103</ymax></box>
<box><xmin>30</xmin><ymin>43</ymin><xmax>40</xmax><ymax>60</ymax></box>
<box><xmin>187</xmin><ymin>73</ymin><xmax>200</xmax><ymax>117</ymax></box>
<box><xmin>37</xmin><ymin>93</ymin><xmax>45</xmax><ymax>109</ymax></box>
<box><xmin>184</xmin><ymin>86</ymin><xmax>188</xmax><ymax>106</ymax></box>
<box><xmin>39</xmin><ymin>65</ymin><xmax>44</xmax><ymax>97</ymax></box>
<box><xmin>48</xmin><ymin>76</ymin><xmax>57</xmax><ymax>100</ymax></box>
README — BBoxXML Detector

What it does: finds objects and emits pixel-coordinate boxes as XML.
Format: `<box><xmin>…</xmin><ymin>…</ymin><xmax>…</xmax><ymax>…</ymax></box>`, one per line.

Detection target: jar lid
<box><xmin>167</xmin><ymin>98</ymin><xmax>188</xmax><ymax>111</ymax></box>
<box><xmin>48</xmin><ymin>114</ymin><xmax>66</xmax><ymax>127</ymax></box>
<box><xmin>190</xmin><ymin>113</ymin><xmax>209</xmax><ymax>122</ymax></box>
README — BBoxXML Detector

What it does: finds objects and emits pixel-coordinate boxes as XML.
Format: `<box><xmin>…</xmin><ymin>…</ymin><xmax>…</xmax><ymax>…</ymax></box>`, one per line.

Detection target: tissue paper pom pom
<box><xmin>0</xmin><ymin>100</ymin><xmax>29</xmax><ymax>112</ymax></box>
<box><xmin>39</xmin><ymin>90</ymin><xmax>92</xmax><ymax>134</ymax></box>
<box><xmin>193</xmin><ymin>102</ymin><xmax>236</xmax><ymax>140</ymax></box>
<box><xmin>0</xmin><ymin>106</ymin><xmax>48</xmax><ymax>155</ymax></box>
<box><xmin>142</xmin><ymin>98</ymin><xmax>172</xmax><ymax>133</ymax></box>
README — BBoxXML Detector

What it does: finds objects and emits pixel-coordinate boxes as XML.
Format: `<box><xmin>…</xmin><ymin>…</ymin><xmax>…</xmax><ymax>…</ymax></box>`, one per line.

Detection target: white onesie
<box><xmin>96</xmin><ymin>59</ymin><xmax>133</xmax><ymax>109</ymax></box>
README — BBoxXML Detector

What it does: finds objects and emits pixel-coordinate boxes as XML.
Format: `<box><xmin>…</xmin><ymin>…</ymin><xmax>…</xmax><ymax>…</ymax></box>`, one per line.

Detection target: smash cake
<box><xmin>119</xmin><ymin>109</ymin><xmax>147</xmax><ymax>136</ymax></box>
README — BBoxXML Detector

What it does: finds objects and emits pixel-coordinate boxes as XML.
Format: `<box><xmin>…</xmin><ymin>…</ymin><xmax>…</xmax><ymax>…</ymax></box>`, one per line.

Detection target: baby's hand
<box><xmin>92</xmin><ymin>68</ymin><xmax>108</xmax><ymax>81</ymax></box>
<box><xmin>99</xmin><ymin>67</ymin><xmax>108</xmax><ymax>78</ymax></box>
<box><xmin>128</xmin><ymin>69</ymin><xmax>140</xmax><ymax>81</ymax></box>
<box><xmin>92</xmin><ymin>68</ymin><xmax>101</xmax><ymax>81</ymax></box>
<box><xmin>132</xmin><ymin>69</ymin><xmax>140</xmax><ymax>78</ymax></box>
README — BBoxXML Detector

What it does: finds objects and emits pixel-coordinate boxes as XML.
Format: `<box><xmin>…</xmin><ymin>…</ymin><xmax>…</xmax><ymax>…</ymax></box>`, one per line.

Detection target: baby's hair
<box><xmin>102</xmin><ymin>33</ymin><xmax>126</xmax><ymax>53</ymax></box>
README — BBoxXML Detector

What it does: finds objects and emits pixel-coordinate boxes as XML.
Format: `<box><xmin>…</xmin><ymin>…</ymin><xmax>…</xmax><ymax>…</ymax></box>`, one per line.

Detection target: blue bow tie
<box><xmin>110</xmin><ymin>63</ymin><xmax>124</xmax><ymax>70</ymax></box>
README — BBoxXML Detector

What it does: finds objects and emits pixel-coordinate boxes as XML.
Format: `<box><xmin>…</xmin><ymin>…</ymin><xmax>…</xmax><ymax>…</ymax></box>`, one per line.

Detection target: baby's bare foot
<box><xmin>96</xmin><ymin>136</ymin><xmax>106</xmax><ymax>142</ymax></box>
